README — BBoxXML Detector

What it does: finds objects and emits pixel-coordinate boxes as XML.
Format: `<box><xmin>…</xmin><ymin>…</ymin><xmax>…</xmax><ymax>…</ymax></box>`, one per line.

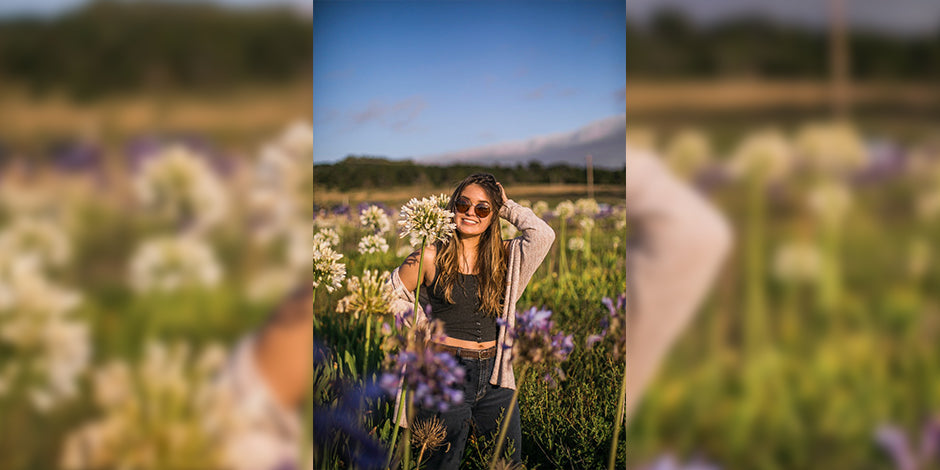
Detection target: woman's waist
<box><xmin>432</xmin><ymin>336</ymin><xmax>497</xmax><ymax>350</ymax></box>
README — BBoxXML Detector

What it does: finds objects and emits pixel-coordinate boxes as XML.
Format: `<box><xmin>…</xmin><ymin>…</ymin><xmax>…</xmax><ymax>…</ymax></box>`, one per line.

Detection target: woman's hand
<box><xmin>496</xmin><ymin>182</ymin><xmax>508</xmax><ymax>204</ymax></box>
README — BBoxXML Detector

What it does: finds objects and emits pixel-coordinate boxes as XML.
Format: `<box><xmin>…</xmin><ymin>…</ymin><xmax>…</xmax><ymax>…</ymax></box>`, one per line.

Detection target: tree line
<box><xmin>0</xmin><ymin>0</ymin><xmax>311</xmax><ymax>99</ymax></box>
<box><xmin>313</xmin><ymin>156</ymin><xmax>625</xmax><ymax>192</ymax></box>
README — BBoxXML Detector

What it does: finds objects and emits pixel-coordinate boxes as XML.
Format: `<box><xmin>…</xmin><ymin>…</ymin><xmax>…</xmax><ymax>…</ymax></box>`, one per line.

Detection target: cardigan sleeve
<box><xmin>500</xmin><ymin>199</ymin><xmax>555</xmax><ymax>298</ymax></box>
<box><xmin>388</xmin><ymin>266</ymin><xmax>428</xmax><ymax>328</ymax></box>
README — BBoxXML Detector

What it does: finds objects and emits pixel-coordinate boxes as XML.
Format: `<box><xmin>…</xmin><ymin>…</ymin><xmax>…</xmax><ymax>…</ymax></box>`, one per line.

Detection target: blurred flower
<box><xmin>501</xmin><ymin>220</ymin><xmax>519</xmax><ymax>240</ymax></box>
<box><xmin>517</xmin><ymin>199</ymin><xmax>532</xmax><ymax>209</ymax></box>
<box><xmin>575</xmin><ymin>198</ymin><xmax>599</xmax><ymax>218</ymax></box>
<box><xmin>0</xmin><ymin>257</ymin><xmax>88</xmax><ymax>411</ymax></box>
<box><xmin>773</xmin><ymin>241</ymin><xmax>822</xmax><ymax>283</ymax></box>
<box><xmin>874</xmin><ymin>418</ymin><xmax>940</xmax><ymax>470</ymax></box>
<box><xmin>639</xmin><ymin>453</ymin><xmax>721</xmax><ymax>470</ymax></box>
<box><xmin>312</xmin><ymin>380</ymin><xmax>387</xmax><ymax>470</ymax></box>
<box><xmin>795</xmin><ymin>121</ymin><xmax>867</xmax><ymax>174</ymax></box>
<box><xmin>380</xmin><ymin>346</ymin><xmax>465</xmax><ymax>413</ymax></box>
<box><xmin>555</xmin><ymin>201</ymin><xmax>575</xmax><ymax>220</ymax></box>
<box><xmin>807</xmin><ymin>180</ymin><xmax>853</xmax><ymax>228</ymax></box>
<box><xmin>0</xmin><ymin>217</ymin><xmax>71</xmax><ymax>270</ymax></box>
<box><xmin>246</xmin><ymin>268</ymin><xmax>296</xmax><ymax>302</ymax></box>
<box><xmin>579</xmin><ymin>218</ymin><xmax>595</xmax><ymax>232</ymax></box>
<box><xmin>398</xmin><ymin>194</ymin><xmax>456</xmax><ymax>248</ymax></box>
<box><xmin>277</xmin><ymin>120</ymin><xmax>313</xmax><ymax>159</ymax></box>
<box><xmin>312</xmin><ymin>239</ymin><xmax>345</xmax><ymax>293</ymax></box>
<box><xmin>664</xmin><ymin>128</ymin><xmax>712</xmax><ymax>179</ymax></box>
<box><xmin>499</xmin><ymin>307</ymin><xmax>574</xmax><ymax>386</ymax></box>
<box><xmin>358</xmin><ymin>234</ymin><xmax>389</xmax><ymax>255</ymax></box>
<box><xmin>360</xmin><ymin>205</ymin><xmax>392</xmax><ymax>235</ymax></box>
<box><xmin>314</xmin><ymin>227</ymin><xmax>340</xmax><ymax>247</ymax></box>
<box><xmin>567</xmin><ymin>237</ymin><xmax>585</xmax><ymax>252</ymax></box>
<box><xmin>133</xmin><ymin>144</ymin><xmax>228</xmax><ymax>233</ymax></box>
<box><xmin>586</xmin><ymin>294</ymin><xmax>627</xmax><ymax>360</ymax></box>
<box><xmin>726</xmin><ymin>129</ymin><xmax>793</xmax><ymax>182</ymax></box>
<box><xmin>129</xmin><ymin>235</ymin><xmax>222</xmax><ymax>293</ymax></box>
<box><xmin>336</xmin><ymin>270</ymin><xmax>395</xmax><ymax>320</ymax></box>
<box><xmin>532</xmin><ymin>201</ymin><xmax>550</xmax><ymax>218</ymax></box>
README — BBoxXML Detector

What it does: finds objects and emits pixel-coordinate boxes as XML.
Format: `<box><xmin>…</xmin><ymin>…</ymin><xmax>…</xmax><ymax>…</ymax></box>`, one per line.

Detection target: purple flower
<box><xmin>380</xmin><ymin>346</ymin><xmax>465</xmax><ymax>413</ymax></box>
<box><xmin>502</xmin><ymin>307</ymin><xmax>574</xmax><ymax>385</ymax></box>
<box><xmin>313</xmin><ymin>380</ymin><xmax>387</xmax><ymax>469</ymax></box>
<box><xmin>875</xmin><ymin>418</ymin><xmax>940</xmax><ymax>470</ymax></box>
<box><xmin>586</xmin><ymin>294</ymin><xmax>627</xmax><ymax>359</ymax></box>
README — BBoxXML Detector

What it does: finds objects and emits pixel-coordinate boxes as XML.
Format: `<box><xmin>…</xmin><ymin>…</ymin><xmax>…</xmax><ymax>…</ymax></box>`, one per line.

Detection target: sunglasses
<box><xmin>454</xmin><ymin>197</ymin><xmax>492</xmax><ymax>218</ymax></box>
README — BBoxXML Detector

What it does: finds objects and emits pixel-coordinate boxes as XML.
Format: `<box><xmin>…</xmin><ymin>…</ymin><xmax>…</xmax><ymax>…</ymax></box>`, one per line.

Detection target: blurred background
<box><xmin>623</xmin><ymin>1</ymin><xmax>940</xmax><ymax>469</ymax></box>
<box><xmin>0</xmin><ymin>0</ymin><xmax>312</xmax><ymax>468</ymax></box>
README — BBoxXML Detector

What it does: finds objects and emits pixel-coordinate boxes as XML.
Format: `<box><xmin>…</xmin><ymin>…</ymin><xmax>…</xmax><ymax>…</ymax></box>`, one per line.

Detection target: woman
<box><xmin>389</xmin><ymin>173</ymin><xmax>555</xmax><ymax>468</ymax></box>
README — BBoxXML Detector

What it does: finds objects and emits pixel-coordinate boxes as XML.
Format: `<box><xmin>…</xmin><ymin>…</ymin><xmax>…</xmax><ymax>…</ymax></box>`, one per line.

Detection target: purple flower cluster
<box><xmin>379</xmin><ymin>346</ymin><xmax>465</xmax><ymax>413</ymax></box>
<box><xmin>499</xmin><ymin>307</ymin><xmax>574</xmax><ymax>386</ymax></box>
<box><xmin>875</xmin><ymin>418</ymin><xmax>940</xmax><ymax>470</ymax></box>
<box><xmin>586</xmin><ymin>294</ymin><xmax>627</xmax><ymax>360</ymax></box>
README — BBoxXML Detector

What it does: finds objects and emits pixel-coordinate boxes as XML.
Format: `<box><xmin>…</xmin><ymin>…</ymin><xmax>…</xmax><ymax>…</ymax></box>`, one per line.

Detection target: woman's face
<box><xmin>454</xmin><ymin>183</ymin><xmax>494</xmax><ymax>237</ymax></box>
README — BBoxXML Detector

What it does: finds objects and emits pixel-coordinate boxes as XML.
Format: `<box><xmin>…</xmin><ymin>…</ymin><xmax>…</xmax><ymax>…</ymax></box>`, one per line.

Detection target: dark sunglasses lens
<box><xmin>455</xmin><ymin>198</ymin><xmax>471</xmax><ymax>213</ymax></box>
<box><xmin>475</xmin><ymin>204</ymin><xmax>491</xmax><ymax>218</ymax></box>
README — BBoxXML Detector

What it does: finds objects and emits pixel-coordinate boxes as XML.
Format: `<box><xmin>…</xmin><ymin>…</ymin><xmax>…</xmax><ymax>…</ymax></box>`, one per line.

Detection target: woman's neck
<box><xmin>456</xmin><ymin>235</ymin><xmax>480</xmax><ymax>273</ymax></box>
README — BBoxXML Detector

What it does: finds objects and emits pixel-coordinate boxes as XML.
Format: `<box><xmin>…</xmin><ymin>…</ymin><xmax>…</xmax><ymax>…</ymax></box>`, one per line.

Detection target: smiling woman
<box><xmin>389</xmin><ymin>173</ymin><xmax>555</xmax><ymax>469</ymax></box>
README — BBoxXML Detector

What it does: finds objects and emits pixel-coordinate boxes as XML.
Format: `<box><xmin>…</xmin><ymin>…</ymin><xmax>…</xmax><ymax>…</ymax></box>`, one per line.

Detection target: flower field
<box><xmin>315</xmin><ymin>120</ymin><xmax>940</xmax><ymax>469</ymax></box>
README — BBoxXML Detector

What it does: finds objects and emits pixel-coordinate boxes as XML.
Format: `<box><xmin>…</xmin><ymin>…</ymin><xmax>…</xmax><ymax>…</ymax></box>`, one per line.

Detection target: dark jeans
<box><xmin>413</xmin><ymin>353</ymin><xmax>521</xmax><ymax>469</ymax></box>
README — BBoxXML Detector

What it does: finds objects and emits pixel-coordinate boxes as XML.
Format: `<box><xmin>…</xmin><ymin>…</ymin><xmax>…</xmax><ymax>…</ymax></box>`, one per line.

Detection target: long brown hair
<box><xmin>434</xmin><ymin>173</ymin><xmax>507</xmax><ymax>316</ymax></box>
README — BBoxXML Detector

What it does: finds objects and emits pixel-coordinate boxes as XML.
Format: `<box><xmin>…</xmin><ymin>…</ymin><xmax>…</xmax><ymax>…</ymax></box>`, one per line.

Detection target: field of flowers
<box><xmin>315</xmin><ymin>120</ymin><xmax>940</xmax><ymax>470</ymax></box>
<box><xmin>0</xmin><ymin>122</ymin><xmax>313</xmax><ymax>469</ymax></box>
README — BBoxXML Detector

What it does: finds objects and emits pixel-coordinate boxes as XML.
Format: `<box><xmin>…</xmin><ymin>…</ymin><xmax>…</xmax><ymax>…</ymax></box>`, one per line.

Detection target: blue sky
<box><xmin>313</xmin><ymin>1</ymin><xmax>627</xmax><ymax>167</ymax></box>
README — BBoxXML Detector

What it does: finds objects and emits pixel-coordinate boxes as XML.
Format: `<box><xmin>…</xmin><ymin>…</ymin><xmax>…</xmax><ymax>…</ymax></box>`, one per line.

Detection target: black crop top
<box><xmin>424</xmin><ymin>270</ymin><xmax>498</xmax><ymax>343</ymax></box>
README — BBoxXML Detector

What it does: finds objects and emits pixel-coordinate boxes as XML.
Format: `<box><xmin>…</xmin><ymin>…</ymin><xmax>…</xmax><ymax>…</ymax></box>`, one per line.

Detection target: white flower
<box><xmin>336</xmin><ymin>270</ymin><xmax>396</xmax><ymax>319</ymax></box>
<box><xmin>773</xmin><ymin>241</ymin><xmax>822</xmax><ymax>283</ymax></box>
<box><xmin>360</xmin><ymin>205</ymin><xmax>392</xmax><ymax>235</ymax></box>
<box><xmin>397</xmin><ymin>194</ymin><xmax>456</xmax><ymax>247</ymax></box>
<box><xmin>555</xmin><ymin>201</ymin><xmax>575</xmax><ymax>220</ymax></box>
<box><xmin>0</xmin><ymin>217</ymin><xmax>71</xmax><ymax>270</ymax></box>
<box><xmin>358</xmin><ymin>234</ymin><xmax>389</xmax><ymax>255</ymax></box>
<box><xmin>579</xmin><ymin>218</ymin><xmax>595</xmax><ymax>232</ymax></box>
<box><xmin>277</xmin><ymin>120</ymin><xmax>313</xmax><ymax>159</ymax></box>
<box><xmin>133</xmin><ymin>144</ymin><xmax>228</xmax><ymax>232</ymax></box>
<box><xmin>532</xmin><ymin>201</ymin><xmax>550</xmax><ymax>218</ymax></box>
<box><xmin>567</xmin><ymin>237</ymin><xmax>585</xmax><ymax>252</ymax></box>
<box><xmin>807</xmin><ymin>180</ymin><xmax>853</xmax><ymax>228</ymax></box>
<box><xmin>575</xmin><ymin>198</ymin><xmax>599</xmax><ymax>217</ymax></box>
<box><xmin>313</xmin><ymin>239</ymin><xmax>345</xmax><ymax>293</ymax></box>
<box><xmin>726</xmin><ymin>129</ymin><xmax>793</xmax><ymax>182</ymax></box>
<box><xmin>314</xmin><ymin>227</ymin><xmax>340</xmax><ymax>247</ymax></box>
<box><xmin>795</xmin><ymin>121</ymin><xmax>867</xmax><ymax>174</ymax></box>
<box><xmin>129</xmin><ymin>235</ymin><xmax>222</xmax><ymax>293</ymax></box>
<box><xmin>664</xmin><ymin>128</ymin><xmax>712</xmax><ymax>178</ymax></box>
<box><xmin>518</xmin><ymin>200</ymin><xmax>532</xmax><ymax>208</ymax></box>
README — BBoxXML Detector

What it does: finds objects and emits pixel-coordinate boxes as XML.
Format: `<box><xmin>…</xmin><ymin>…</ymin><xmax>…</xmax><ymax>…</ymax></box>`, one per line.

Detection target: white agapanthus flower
<box><xmin>133</xmin><ymin>144</ymin><xmax>229</xmax><ymax>232</ymax></box>
<box><xmin>313</xmin><ymin>239</ymin><xmax>346</xmax><ymax>293</ymax></box>
<box><xmin>314</xmin><ymin>227</ymin><xmax>340</xmax><ymax>247</ymax></box>
<box><xmin>555</xmin><ymin>200</ymin><xmax>575</xmax><ymax>220</ymax></box>
<box><xmin>398</xmin><ymin>194</ymin><xmax>456</xmax><ymax>247</ymax></box>
<box><xmin>575</xmin><ymin>198</ymin><xmax>600</xmax><ymax>217</ymax></box>
<box><xmin>726</xmin><ymin>129</ymin><xmax>793</xmax><ymax>182</ymax></box>
<box><xmin>579</xmin><ymin>218</ymin><xmax>595</xmax><ymax>232</ymax></box>
<box><xmin>360</xmin><ymin>205</ymin><xmax>392</xmax><ymax>235</ymax></box>
<box><xmin>358</xmin><ymin>234</ymin><xmax>389</xmax><ymax>255</ymax></box>
<box><xmin>0</xmin><ymin>217</ymin><xmax>71</xmax><ymax>270</ymax></box>
<box><xmin>773</xmin><ymin>241</ymin><xmax>823</xmax><ymax>283</ymax></box>
<box><xmin>664</xmin><ymin>128</ymin><xmax>712</xmax><ymax>178</ymax></box>
<box><xmin>567</xmin><ymin>237</ymin><xmax>585</xmax><ymax>252</ymax></box>
<box><xmin>129</xmin><ymin>235</ymin><xmax>223</xmax><ymax>293</ymax></box>
<box><xmin>0</xmin><ymin>258</ymin><xmax>88</xmax><ymax>411</ymax></box>
<box><xmin>795</xmin><ymin>121</ymin><xmax>867</xmax><ymax>174</ymax></box>
<box><xmin>807</xmin><ymin>180</ymin><xmax>853</xmax><ymax>227</ymax></box>
<box><xmin>532</xmin><ymin>201</ymin><xmax>550</xmax><ymax>218</ymax></box>
<box><xmin>336</xmin><ymin>270</ymin><xmax>396</xmax><ymax>319</ymax></box>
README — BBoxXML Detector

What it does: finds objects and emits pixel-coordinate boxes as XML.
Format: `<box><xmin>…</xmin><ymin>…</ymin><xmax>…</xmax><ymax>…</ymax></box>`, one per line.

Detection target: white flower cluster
<box><xmin>807</xmin><ymin>180</ymin><xmax>853</xmax><ymax>228</ymax></box>
<box><xmin>532</xmin><ymin>201</ymin><xmax>550</xmax><ymax>218</ymax></box>
<box><xmin>795</xmin><ymin>121</ymin><xmax>867</xmax><ymax>174</ymax></box>
<box><xmin>555</xmin><ymin>200</ymin><xmax>575</xmax><ymax>220</ymax></box>
<box><xmin>313</xmin><ymin>229</ymin><xmax>346</xmax><ymax>293</ymax></box>
<box><xmin>398</xmin><ymin>194</ymin><xmax>456</xmax><ymax>248</ymax></box>
<box><xmin>664</xmin><ymin>128</ymin><xmax>712</xmax><ymax>178</ymax></box>
<box><xmin>313</xmin><ymin>227</ymin><xmax>340</xmax><ymax>247</ymax></box>
<box><xmin>59</xmin><ymin>341</ymin><xmax>245</xmax><ymax>470</ymax></box>
<box><xmin>360</xmin><ymin>205</ymin><xmax>392</xmax><ymax>235</ymax></box>
<box><xmin>0</xmin><ymin>217</ymin><xmax>71</xmax><ymax>272</ymax></box>
<box><xmin>0</xmin><ymin>257</ymin><xmax>88</xmax><ymax>411</ymax></box>
<box><xmin>133</xmin><ymin>145</ymin><xmax>229</xmax><ymax>233</ymax></box>
<box><xmin>336</xmin><ymin>270</ymin><xmax>396</xmax><ymax>319</ymax></box>
<box><xmin>358</xmin><ymin>234</ymin><xmax>389</xmax><ymax>255</ymax></box>
<box><xmin>575</xmin><ymin>198</ymin><xmax>599</xmax><ymax>218</ymax></box>
<box><xmin>726</xmin><ymin>129</ymin><xmax>793</xmax><ymax>182</ymax></box>
<box><xmin>773</xmin><ymin>241</ymin><xmax>822</xmax><ymax>283</ymax></box>
<box><xmin>129</xmin><ymin>235</ymin><xmax>222</xmax><ymax>293</ymax></box>
<box><xmin>567</xmin><ymin>237</ymin><xmax>586</xmax><ymax>252</ymax></box>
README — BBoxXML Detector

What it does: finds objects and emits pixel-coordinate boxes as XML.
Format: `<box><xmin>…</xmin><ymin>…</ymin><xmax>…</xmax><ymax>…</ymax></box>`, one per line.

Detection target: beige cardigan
<box><xmin>388</xmin><ymin>199</ymin><xmax>555</xmax><ymax>423</ymax></box>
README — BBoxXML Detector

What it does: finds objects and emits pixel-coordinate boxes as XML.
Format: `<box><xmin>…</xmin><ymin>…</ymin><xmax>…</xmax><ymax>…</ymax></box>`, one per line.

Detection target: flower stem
<box><xmin>608</xmin><ymin>355</ymin><xmax>628</xmax><ymax>470</ymax></box>
<box><xmin>489</xmin><ymin>364</ymin><xmax>527</xmax><ymax>470</ymax></box>
<box><xmin>386</xmin><ymin>386</ymin><xmax>409</xmax><ymax>468</ymax></box>
<box><xmin>363</xmin><ymin>314</ymin><xmax>372</xmax><ymax>377</ymax></box>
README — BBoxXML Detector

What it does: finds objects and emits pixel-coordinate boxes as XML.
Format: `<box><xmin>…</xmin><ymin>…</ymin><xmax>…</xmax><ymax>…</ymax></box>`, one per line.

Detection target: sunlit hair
<box><xmin>434</xmin><ymin>173</ymin><xmax>507</xmax><ymax>317</ymax></box>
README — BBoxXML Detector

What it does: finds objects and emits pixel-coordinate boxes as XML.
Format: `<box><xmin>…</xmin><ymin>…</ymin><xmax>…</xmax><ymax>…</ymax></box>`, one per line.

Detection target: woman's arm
<box><xmin>497</xmin><ymin>183</ymin><xmax>556</xmax><ymax>289</ymax></box>
<box><xmin>388</xmin><ymin>244</ymin><xmax>436</xmax><ymax>327</ymax></box>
